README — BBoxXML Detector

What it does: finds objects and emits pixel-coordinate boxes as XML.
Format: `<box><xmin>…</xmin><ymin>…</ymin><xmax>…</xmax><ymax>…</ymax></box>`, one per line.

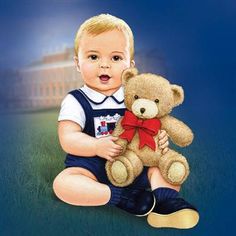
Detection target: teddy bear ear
<box><xmin>171</xmin><ymin>84</ymin><xmax>184</xmax><ymax>107</ymax></box>
<box><xmin>121</xmin><ymin>68</ymin><xmax>138</xmax><ymax>85</ymax></box>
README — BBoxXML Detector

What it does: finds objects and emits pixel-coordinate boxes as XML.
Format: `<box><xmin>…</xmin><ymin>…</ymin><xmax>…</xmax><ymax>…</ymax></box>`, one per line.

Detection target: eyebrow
<box><xmin>112</xmin><ymin>51</ymin><xmax>125</xmax><ymax>55</ymax></box>
<box><xmin>85</xmin><ymin>50</ymin><xmax>99</xmax><ymax>53</ymax></box>
<box><xmin>84</xmin><ymin>50</ymin><xmax>125</xmax><ymax>56</ymax></box>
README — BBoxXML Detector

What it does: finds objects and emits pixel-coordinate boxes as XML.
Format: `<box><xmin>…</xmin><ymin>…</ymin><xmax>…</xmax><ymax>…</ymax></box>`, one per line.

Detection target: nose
<box><xmin>100</xmin><ymin>59</ymin><xmax>110</xmax><ymax>69</ymax></box>
<box><xmin>140</xmin><ymin>108</ymin><xmax>146</xmax><ymax>114</ymax></box>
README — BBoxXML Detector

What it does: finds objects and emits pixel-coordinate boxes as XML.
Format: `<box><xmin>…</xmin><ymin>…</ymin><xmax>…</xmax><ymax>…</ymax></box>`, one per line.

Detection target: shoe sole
<box><xmin>136</xmin><ymin>196</ymin><xmax>156</xmax><ymax>217</ymax></box>
<box><xmin>147</xmin><ymin>209</ymin><xmax>199</xmax><ymax>229</ymax></box>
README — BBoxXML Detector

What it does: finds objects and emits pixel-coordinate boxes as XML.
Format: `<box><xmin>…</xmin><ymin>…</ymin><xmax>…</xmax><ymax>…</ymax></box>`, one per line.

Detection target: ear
<box><xmin>171</xmin><ymin>84</ymin><xmax>184</xmax><ymax>107</ymax></box>
<box><xmin>121</xmin><ymin>67</ymin><xmax>138</xmax><ymax>85</ymax></box>
<box><xmin>74</xmin><ymin>56</ymin><xmax>80</xmax><ymax>72</ymax></box>
<box><xmin>130</xmin><ymin>60</ymin><xmax>135</xmax><ymax>68</ymax></box>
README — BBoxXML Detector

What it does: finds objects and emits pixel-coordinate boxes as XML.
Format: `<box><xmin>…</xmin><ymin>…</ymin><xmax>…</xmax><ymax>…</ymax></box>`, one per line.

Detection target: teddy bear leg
<box><xmin>159</xmin><ymin>149</ymin><xmax>189</xmax><ymax>185</ymax></box>
<box><xmin>105</xmin><ymin>150</ymin><xmax>143</xmax><ymax>187</ymax></box>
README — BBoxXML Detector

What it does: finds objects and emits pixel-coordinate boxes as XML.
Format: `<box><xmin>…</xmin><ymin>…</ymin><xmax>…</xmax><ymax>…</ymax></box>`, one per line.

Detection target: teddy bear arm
<box><xmin>112</xmin><ymin>119</ymin><xmax>124</xmax><ymax>137</ymax></box>
<box><xmin>161</xmin><ymin>115</ymin><xmax>194</xmax><ymax>147</ymax></box>
<box><xmin>112</xmin><ymin>118</ymin><xmax>128</xmax><ymax>152</ymax></box>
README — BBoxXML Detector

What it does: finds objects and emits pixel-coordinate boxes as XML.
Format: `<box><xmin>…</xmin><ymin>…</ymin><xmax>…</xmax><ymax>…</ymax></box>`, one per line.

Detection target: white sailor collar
<box><xmin>79</xmin><ymin>85</ymin><xmax>124</xmax><ymax>105</ymax></box>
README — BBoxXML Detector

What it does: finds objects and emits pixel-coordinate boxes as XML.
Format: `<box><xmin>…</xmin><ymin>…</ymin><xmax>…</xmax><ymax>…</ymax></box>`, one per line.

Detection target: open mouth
<box><xmin>99</xmin><ymin>74</ymin><xmax>111</xmax><ymax>82</ymax></box>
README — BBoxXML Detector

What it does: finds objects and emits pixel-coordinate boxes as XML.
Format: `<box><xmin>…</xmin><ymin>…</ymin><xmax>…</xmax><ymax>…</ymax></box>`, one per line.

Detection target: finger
<box><xmin>110</xmin><ymin>136</ymin><xmax>119</xmax><ymax>141</ymax></box>
<box><xmin>159</xmin><ymin>130</ymin><xmax>167</xmax><ymax>139</ymax></box>
<box><xmin>106</xmin><ymin>156</ymin><xmax>114</xmax><ymax>162</ymax></box>
<box><xmin>159</xmin><ymin>135</ymin><xmax>168</xmax><ymax>145</ymax></box>
<box><xmin>111</xmin><ymin>153</ymin><xmax>120</xmax><ymax>159</ymax></box>
<box><xmin>112</xmin><ymin>148</ymin><xmax>123</xmax><ymax>155</ymax></box>
<box><xmin>110</xmin><ymin>149</ymin><xmax>121</xmax><ymax>157</ymax></box>
<box><xmin>159</xmin><ymin>141</ymin><xmax>169</xmax><ymax>149</ymax></box>
<box><xmin>107</xmin><ymin>150</ymin><xmax>117</xmax><ymax>157</ymax></box>
<box><xmin>112</xmin><ymin>143</ymin><xmax>123</xmax><ymax>150</ymax></box>
<box><xmin>161</xmin><ymin>147</ymin><xmax>169</xmax><ymax>155</ymax></box>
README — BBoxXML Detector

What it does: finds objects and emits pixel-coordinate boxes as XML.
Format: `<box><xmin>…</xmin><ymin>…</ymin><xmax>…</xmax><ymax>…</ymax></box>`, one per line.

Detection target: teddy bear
<box><xmin>105</xmin><ymin>67</ymin><xmax>194</xmax><ymax>187</ymax></box>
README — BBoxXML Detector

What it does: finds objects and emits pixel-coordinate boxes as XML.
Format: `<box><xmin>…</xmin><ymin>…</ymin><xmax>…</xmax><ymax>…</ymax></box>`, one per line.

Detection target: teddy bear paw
<box><xmin>167</xmin><ymin>162</ymin><xmax>186</xmax><ymax>184</ymax></box>
<box><xmin>111</xmin><ymin>160</ymin><xmax>128</xmax><ymax>184</ymax></box>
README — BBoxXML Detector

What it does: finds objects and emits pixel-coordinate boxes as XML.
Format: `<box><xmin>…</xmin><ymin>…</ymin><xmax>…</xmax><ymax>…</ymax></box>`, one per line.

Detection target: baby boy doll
<box><xmin>53</xmin><ymin>14</ymin><xmax>199</xmax><ymax>229</ymax></box>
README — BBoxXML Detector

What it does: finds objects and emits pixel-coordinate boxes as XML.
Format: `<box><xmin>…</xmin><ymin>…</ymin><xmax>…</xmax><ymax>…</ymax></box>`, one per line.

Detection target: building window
<box><xmin>40</xmin><ymin>87</ymin><xmax>43</xmax><ymax>96</ymax></box>
<box><xmin>34</xmin><ymin>86</ymin><xmax>38</xmax><ymax>97</ymax></box>
<box><xmin>60</xmin><ymin>86</ymin><xmax>63</xmax><ymax>95</ymax></box>
<box><xmin>53</xmin><ymin>86</ymin><xmax>56</xmax><ymax>96</ymax></box>
<box><xmin>46</xmin><ymin>87</ymin><xmax>49</xmax><ymax>96</ymax></box>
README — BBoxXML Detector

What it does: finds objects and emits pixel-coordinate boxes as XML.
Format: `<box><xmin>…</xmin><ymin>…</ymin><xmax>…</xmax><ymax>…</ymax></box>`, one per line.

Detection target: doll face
<box><xmin>75</xmin><ymin>29</ymin><xmax>135</xmax><ymax>96</ymax></box>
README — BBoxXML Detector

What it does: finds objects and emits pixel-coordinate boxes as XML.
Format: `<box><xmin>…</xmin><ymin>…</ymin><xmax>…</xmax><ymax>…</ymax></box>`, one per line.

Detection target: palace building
<box><xmin>20</xmin><ymin>48</ymin><xmax>83</xmax><ymax>110</ymax></box>
<box><xmin>6</xmin><ymin>47</ymin><xmax>166</xmax><ymax>111</ymax></box>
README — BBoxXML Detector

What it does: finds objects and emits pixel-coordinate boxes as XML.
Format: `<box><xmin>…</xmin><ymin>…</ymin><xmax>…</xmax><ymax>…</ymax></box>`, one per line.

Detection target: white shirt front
<box><xmin>58</xmin><ymin>85</ymin><xmax>125</xmax><ymax>130</ymax></box>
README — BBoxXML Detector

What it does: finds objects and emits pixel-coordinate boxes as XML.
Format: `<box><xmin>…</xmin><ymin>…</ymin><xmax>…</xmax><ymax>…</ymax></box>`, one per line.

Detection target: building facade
<box><xmin>20</xmin><ymin>48</ymin><xmax>83</xmax><ymax>110</ymax></box>
<box><xmin>5</xmin><ymin>47</ymin><xmax>166</xmax><ymax>111</ymax></box>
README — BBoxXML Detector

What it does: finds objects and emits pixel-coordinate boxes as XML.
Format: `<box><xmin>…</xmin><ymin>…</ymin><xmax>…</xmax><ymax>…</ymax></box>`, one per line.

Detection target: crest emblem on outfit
<box><xmin>94</xmin><ymin>113</ymin><xmax>121</xmax><ymax>138</ymax></box>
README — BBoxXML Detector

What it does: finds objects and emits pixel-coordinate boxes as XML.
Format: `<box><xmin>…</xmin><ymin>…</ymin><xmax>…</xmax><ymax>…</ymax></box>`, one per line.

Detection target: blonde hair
<box><xmin>74</xmin><ymin>14</ymin><xmax>134</xmax><ymax>60</ymax></box>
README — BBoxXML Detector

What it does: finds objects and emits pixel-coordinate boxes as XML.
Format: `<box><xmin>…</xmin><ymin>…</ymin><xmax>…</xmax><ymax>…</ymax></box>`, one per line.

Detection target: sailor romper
<box><xmin>63</xmin><ymin>88</ymin><xmax>150</xmax><ymax>189</ymax></box>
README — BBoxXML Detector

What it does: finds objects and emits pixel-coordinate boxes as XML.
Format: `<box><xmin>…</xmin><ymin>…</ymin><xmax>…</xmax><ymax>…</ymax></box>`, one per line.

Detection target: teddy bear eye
<box><xmin>134</xmin><ymin>95</ymin><xmax>139</xmax><ymax>99</ymax></box>
<box><xmin>155</xmin><ymin>99</ymin><xmax>159</xmax><ymax>103</ymax></box>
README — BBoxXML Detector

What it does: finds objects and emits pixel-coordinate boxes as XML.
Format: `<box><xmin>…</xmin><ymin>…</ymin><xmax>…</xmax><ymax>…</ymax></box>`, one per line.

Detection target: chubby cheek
<box><xmin>80</xmin><ymin>62</ymin><xmax>96</xmax><ymax>78</ymax></box>
<box><xmin>114</xmin><ymin>63</ymin><xmax>130</xmax><ymax>79</ymax></box>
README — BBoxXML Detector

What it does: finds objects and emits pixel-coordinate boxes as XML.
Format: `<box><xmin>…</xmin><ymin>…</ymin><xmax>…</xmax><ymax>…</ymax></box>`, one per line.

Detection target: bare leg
<box><xmin>53</xmin><ymin>167</ymin><xmax>111</xmax><ymax>206</ymax></box>
<box><xmin>147</xmin><ymin>167</ymin><xmax>180</xmax><ymax>191</ymax></box>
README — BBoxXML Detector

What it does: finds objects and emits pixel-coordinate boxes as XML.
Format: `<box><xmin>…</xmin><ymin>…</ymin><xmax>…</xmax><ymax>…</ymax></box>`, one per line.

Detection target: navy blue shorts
<box><xmin>65</xmin><ymin>154</ymin><xmax>150</xmax><ymax>190</ymax></box>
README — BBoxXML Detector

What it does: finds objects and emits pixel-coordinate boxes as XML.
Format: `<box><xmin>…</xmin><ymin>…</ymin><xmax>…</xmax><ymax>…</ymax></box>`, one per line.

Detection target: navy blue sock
<box><xmin>152</xmin><ymin>187</ymin><xmax>179</xmax><ymax>202</ymax></box>
<box><xmin>106</xmin><ymin>185</ymin><xmax>123</xmax><ymax>206</ymax></box>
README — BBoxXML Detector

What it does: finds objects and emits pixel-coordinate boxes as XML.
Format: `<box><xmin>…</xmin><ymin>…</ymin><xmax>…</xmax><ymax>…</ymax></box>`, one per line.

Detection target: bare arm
<box><xmin>160</xmin><ymin>115</ymin><xmax>194</xmax><ymax>147</ymax></box>
<box><xmin>58</xmin><ymin>120</ymin><xmax>123</xmax><ymax>161</ymax></box>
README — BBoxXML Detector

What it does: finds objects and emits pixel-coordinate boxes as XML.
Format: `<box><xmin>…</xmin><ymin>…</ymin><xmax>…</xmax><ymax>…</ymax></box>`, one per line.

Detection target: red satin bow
<box><xmin>119</xmin><ymin>110</ymin><xmax>161</xmax><ymax>151</ymax></box>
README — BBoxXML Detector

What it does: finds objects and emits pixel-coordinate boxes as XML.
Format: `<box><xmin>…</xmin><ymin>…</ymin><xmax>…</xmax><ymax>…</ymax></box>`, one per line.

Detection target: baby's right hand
<box><xmin>95</xmin><ymin>136</ymin><xmax>123</xmax><ymax>162</ymax></box>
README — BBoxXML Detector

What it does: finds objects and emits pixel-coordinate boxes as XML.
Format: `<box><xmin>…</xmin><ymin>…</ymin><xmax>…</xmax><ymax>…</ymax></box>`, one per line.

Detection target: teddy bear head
<box><xmin>122</xmin><ymin>68</ymin><xmax>184</xmax><ymax>119</ymax></box>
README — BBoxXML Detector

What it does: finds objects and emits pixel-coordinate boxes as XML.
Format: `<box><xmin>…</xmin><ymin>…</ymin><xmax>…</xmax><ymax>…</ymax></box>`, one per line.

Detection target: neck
<box><xmin>85</xmin><ymin>84</ymin><xmax>120</xmax><ymax>96</ymax></box>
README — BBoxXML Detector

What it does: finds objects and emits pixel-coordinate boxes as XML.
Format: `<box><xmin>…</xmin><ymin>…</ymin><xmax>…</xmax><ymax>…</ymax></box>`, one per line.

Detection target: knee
<box><xmin>53</xmin><ymin>173</ymin><xmax>65</xmax><ymax>200</ymax></box>
<box><xmin>147</xmin><ymin>166</ymin><xmax>161</xmax><ymax>181</ymax></box>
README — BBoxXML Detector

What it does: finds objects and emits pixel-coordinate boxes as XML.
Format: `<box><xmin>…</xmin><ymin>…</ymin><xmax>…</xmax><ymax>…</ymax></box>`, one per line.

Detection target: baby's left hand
<box><xmin>158</xmin><ymin>130</ymin><xmax>169</xmax><ymax>154</ymax></box>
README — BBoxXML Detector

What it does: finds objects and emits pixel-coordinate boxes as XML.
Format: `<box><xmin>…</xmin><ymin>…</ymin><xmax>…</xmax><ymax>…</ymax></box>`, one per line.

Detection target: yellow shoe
<box><xmin>147</xmin><ymin>198</ymin><xmax>199</xmax><ymax>229</ymax></box>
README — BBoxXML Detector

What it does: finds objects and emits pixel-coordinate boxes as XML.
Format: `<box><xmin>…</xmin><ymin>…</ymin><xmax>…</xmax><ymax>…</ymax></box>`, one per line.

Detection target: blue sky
<box><xmin>0</xmin><ymin>2</ymin><xmax>236</xmax><ymax>234</ymax></box>
<box><xmin>0</xmin><ymin>0</ymin><xmax>235</xmax><ymax>117</ymax></box>
<box><xmin>1</xmin><ymin>0</ymin><xmax>235</xmax><ymax>69</ymax></box>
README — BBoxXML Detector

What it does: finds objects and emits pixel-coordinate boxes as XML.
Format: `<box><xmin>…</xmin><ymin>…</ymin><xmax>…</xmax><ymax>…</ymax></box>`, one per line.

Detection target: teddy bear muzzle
<box><xmin>132</xmin><ymin>99</ymin><xmax>158</xmax><ymax>119</ymax></box>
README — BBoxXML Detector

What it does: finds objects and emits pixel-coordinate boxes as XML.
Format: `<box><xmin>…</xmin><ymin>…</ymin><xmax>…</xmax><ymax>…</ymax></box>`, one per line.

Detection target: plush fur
<box><xmin>105</xmin><ymin>68</ymin><xmax>193</xmax><ymax>187</ymax></box>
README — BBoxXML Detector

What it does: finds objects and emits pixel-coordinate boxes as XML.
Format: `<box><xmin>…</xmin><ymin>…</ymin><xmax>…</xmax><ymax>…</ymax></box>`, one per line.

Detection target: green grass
<box><xmin>1</xmin><ymin>109</ymin><xmax>234</xmax><ymax>235</ymax></box>
<box><xmin>17</xmin><ymin>109</ymin><xmax>64</xmax><ymax>196</ymax></box>
<box><xmin>0</xmin><ymin>110</ymin><xmax>67</xmax><ymax>234</ymax></box>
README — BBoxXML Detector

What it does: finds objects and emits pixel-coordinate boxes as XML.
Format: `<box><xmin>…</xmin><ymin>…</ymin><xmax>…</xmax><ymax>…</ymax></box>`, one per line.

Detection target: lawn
<box><xmin>0</xmin><ymin>109</ymin><xmax>234</xmax><ymax>235</ymax></box>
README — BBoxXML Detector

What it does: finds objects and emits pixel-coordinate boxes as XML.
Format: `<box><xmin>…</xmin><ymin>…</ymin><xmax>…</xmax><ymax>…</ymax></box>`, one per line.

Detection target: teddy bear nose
<box><xmin>140</xmin><ymin>108</ymin><xmax>146</xmax><ymax>114</ymax></box>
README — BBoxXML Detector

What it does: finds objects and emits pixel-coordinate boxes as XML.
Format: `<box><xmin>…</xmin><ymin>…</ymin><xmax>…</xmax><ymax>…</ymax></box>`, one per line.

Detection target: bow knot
<box><xmin>136</xmin><ymin>119</ymin><xmax>144</xmax><ymax>127</ymax></box>
<box><xmin>119</xmin><ymin>110</ymin><xmax>161</xmax><ymax>151</ymax></box>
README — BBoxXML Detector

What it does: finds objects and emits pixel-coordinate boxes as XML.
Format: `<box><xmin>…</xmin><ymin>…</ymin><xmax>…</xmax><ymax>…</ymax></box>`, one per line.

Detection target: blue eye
<box><xmin>89</xmin><ymin>55</ymin><xmax>98</xmax><ymax>60</ymax></box>
<box><xmin>112</xmin><ymin>55</ymin><xmax>122</xmax><ymax>61</ymax></box>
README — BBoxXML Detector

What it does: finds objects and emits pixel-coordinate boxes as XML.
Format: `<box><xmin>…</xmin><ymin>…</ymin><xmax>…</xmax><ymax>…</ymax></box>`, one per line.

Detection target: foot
<box><xmin>111</xmin><ymin>160</ymin><xmax>128</xmax><ymax>184</ymax></box>
<box><xmin>106</xmin><ymin>156</ymin><xmax>135</xmax><ymax>187</ymax></box>
<box><xmin>116</xmin><ymin>188</ymin><xmax>155</xmax><ymax>217</ymax></box>
<box><xmin>167</xmin><ymin>162</ymin><xmax>187</xmax><ymax>184</ymax></box>
<box><xmin>147</xmin><ymin>198</ymin><xmax>199</xmax><ymax>229</ymax></box>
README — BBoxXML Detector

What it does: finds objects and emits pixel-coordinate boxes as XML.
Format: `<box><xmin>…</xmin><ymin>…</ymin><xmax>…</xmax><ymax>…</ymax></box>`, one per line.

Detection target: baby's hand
<box><xmin>95</xmin><ymin>136</ymin><xmax>123</xmax><ymax>162</ymax></box>
<box><xmin>158</xmin><ymin>130</ymin><xmax>169</xmax><ymax>154</ymax></box>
